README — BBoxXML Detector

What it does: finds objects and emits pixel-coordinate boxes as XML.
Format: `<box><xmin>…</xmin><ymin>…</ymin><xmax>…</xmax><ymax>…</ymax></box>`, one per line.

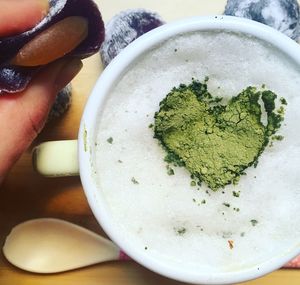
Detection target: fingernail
<box><xmin>54</xmin><ymin>58</ymin><xmax>83</xmax><ymax>91</ymax></box>
<box><xmin>37</xmin><ymin>0</ymin><xmax>50</xmax><ymax>16</ymax></box>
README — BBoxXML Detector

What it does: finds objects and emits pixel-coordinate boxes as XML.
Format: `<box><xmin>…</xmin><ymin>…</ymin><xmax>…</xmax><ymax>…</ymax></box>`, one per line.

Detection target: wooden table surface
<box><xmin>1</xmin><ymin>0</ymin><xmax>300</xmax><ymax>284</ymax></box>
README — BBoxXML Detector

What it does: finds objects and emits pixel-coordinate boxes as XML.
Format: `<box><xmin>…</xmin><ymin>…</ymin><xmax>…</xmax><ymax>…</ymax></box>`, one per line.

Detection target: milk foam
<box><xmin>94</xmin><ymin>31</ymin><xmax>300</xmax><ymax>273</ymax></box>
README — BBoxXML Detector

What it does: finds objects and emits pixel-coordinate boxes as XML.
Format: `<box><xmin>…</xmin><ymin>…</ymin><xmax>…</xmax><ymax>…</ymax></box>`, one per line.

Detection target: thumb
<box><xmin>19</xmin><ymin>58</ymin><xmax>83</xmax><ymax>134</ymax></box>
<box><xmin>0</xmin><ymin>58</ymin><xmax>82</xmax><ymax>182</ymax></box>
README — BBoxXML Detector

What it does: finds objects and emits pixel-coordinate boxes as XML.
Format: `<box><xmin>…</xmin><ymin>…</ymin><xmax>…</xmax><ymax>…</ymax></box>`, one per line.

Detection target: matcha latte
<box><xmin>94</xmin><ymin>31</ymin><xmax>300</xmax><ymax>273</ymax></box>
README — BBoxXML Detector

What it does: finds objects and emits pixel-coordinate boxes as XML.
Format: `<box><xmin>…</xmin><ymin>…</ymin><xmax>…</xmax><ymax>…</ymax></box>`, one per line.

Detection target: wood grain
<box><xmin>1</xmin><ymin>1</ymin><xmax>300</xmax><ymax>284</ymax></box>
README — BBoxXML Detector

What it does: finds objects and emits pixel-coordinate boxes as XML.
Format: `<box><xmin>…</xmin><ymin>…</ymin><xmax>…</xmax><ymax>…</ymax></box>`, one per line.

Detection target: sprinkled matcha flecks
<box><xmin>131</xmin><ymin>177</ymin><xmax>139</xmax><ymax>184</ymax></box>
<box><xmin>174</xmin><ymin>226</ymin><xmax>187</xmax><ymax>236</ymax></box>
<box><xmin>107</xmin><ymin>137</ymin><xmax>113</xmax><ymax>144</ymax></box>
<box><xmin>196</xmin><ymin>225</ymin><xmax>204</xmax><ymax>231</ymax></box>
<box><xmin>272</xmin><ymin>135</ymin><xmax>284</xmax><ymax>141</ymax></box>
<box><xmin>192</xmin><ymin>198</ymin><xmax>207</xmax><ymax>206</ymax></box>
<box><xmin>280</xmin><ymin>97</ymin><xmax>288</xmax><ymax>105</ymax></box>
<box><xmin>154</xmin><ymin>79</ymin><xmax>286</xmax><ymax>191</ymax></box>
<box><xmin>83</xmin><ymin>126</ymin><xmax>88</xmax><ymax>152</ymax></box>
<box><xmin>166</xmin><ymin>165</ymin><xmax>175</xmax><ymax>176</ymax></box>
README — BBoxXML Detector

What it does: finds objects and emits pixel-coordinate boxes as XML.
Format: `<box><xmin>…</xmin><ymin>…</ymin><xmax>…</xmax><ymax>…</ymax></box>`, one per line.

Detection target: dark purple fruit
<box><xmin>224</xmin><ymin>0</ymin><xmax>300</xmax><ymax>40</ymax></box>
<box><xmin>48</xmin><ymin>84</ymin><xmax>72</xmax><ymax>121</ymax></box>
<box><xmin>0</xmin><ymin>66</ymin><xmax>36</xmax><ymax>95</ymax></box>
<box><xmin>0</xmin><ymin>0</ymin><xmax>105</xmax><ymax>94</ymax></box>
<box><xmin>100</xmin><ymin>9</ymin><xmax>165</xmax><ymax>67</ymax></box>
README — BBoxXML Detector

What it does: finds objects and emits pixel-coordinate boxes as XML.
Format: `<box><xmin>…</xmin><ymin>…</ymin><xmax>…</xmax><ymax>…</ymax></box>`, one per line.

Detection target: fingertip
<box><xmin>31</xmin><ymin>58</ymin><xmax>83</xmax><ymax>94</ymax></box>
<box><xmin>54</xmin><ymin>58</ymin><xmax>83</xmax><ymax>92</ymax></box>
<box><xmin>38</xmin><ymin>0</ymin><xmax>50</xmax><ymax>16</ymax></box>
<box><xmin>0</xmin><ymin>0</ymin><xmax>50</xmax><ymax>37</ymax></box>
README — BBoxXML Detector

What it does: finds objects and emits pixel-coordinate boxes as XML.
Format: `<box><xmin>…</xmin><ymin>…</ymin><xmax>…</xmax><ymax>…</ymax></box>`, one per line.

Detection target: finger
<box><xmin>0</xmin><ymin>58</ymin><xmax>82</xmax><ymax>181</ymax></box>
<box><xmin>0</xmin><ymin>0</ymin><xmax>49</xmax><ymax>37</ymax></box>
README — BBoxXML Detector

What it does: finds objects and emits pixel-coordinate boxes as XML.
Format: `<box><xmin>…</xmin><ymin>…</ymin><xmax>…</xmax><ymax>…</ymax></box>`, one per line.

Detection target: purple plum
<box><xmin>100</xmin><ymin>9</ymin><xmax>165</xmax><ymax>67</ymax></box>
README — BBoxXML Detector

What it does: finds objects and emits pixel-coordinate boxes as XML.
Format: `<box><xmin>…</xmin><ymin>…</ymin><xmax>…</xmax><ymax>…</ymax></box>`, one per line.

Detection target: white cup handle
<box><xmin>33</xmin><ymin>140</ymin><xmax>79</xmax><ymax>177</ymax></box>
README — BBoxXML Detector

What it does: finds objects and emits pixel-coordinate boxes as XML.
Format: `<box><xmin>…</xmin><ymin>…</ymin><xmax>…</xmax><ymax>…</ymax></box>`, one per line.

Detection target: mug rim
<box><xmin>78</xmin><ymin>15</ymin><xmax>300</xmax><ymax>284</ymax></box>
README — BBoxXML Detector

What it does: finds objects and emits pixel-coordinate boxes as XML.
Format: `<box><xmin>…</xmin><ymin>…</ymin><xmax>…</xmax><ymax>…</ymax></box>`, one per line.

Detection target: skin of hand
<box><xmin>0</xmin><ymin>0</ymin><xmax>50</xmax><ymax>37</ymax></box>
<box><xmin>0</xmin><ymin>0</ymin><xmax>83</xmax><ymax>184</ymax></box>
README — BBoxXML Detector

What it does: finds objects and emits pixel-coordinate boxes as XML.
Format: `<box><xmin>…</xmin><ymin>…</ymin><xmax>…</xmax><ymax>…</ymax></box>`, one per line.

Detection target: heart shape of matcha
<box><xmin>154</xmin><ymin>80</ymin><xmax>284</xmax><ymax>191</ymax></box>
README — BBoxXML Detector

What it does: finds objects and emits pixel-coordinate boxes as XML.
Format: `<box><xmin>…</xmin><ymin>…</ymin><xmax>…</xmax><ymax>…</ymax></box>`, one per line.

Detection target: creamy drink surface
<box><xmin>94</xmin><ymin>31</ymin><xmax>300</xmax><ymax>272</ymax></box>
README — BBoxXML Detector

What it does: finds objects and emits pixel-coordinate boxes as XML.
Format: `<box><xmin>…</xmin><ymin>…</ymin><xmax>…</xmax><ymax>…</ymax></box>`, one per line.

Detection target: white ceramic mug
<box><xmin>33</xmin><ymin>16</ymin><xmax>300</xmax><ymax>284</ymax></box>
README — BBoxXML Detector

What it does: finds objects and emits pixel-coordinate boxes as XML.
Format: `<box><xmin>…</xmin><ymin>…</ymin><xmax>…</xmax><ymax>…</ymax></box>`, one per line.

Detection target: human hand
<box><xmin>0</xmin><ymin>0</ymin><xmax>83</xmax><ymax>184</ymax></box>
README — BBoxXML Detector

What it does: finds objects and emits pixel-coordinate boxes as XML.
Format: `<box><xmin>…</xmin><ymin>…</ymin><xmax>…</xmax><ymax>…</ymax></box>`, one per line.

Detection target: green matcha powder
<box><xmin>154</xmin><ymin>79</ymin><xmax>285</xmax><ymax>191</ymax></box>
